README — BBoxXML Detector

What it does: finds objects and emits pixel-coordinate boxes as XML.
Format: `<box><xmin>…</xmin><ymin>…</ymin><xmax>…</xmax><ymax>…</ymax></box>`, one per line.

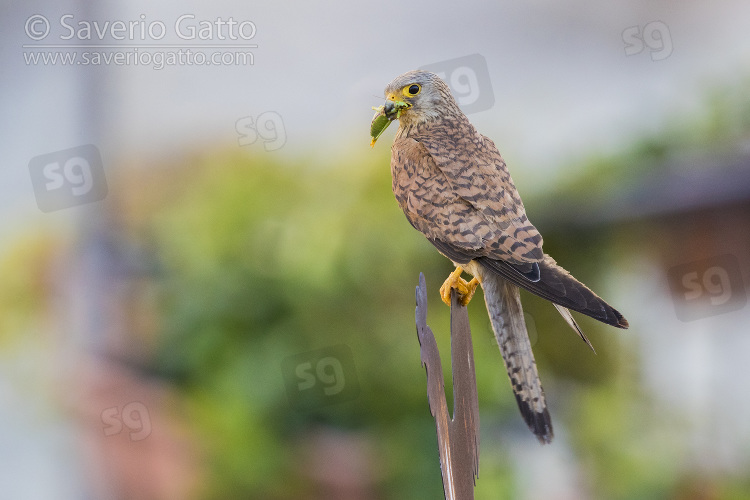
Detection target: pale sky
<box><xmin>3</xmin><ymin>2</ymin><xmax>750</xmax><ymax>496</ymax></box>
<box><xmin>2</xmin><ymin>0</ymin><xmax>750</xmax><ymax>239</ymax></box>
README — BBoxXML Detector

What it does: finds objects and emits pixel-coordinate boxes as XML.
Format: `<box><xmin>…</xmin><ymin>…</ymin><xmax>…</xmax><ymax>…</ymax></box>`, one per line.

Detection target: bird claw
<box><xmin>440</xmin><ymin>267</ymin><xmax>480</xmax><ymax>307</ymax></box>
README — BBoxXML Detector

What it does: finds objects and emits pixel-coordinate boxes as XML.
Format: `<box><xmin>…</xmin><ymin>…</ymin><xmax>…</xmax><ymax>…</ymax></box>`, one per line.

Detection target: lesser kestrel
<box><xmin>371</xmin><ymin>70</ymin><xmax>628</xmax><ymax>444</ymax></box>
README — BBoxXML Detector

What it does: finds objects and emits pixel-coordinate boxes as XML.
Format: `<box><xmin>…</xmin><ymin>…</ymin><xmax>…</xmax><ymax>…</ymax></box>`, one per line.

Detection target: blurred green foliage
<box><xmin>145</xmin><ymin>148</ymin><xmax>632</xmax><ymax>499</ymax></box>
<box><xmin>0</xmin><ymin>232</ymin><xmax>56</xmax><ymax>350</ymax></box>
<box><xmin>151</xmin><ymin>150</ymin><xmax>450</xmax><ymax>498</ymax></box>
<box><xmin>4</xmin><ymin>77</ymin><xmax>750</xmax><ymax>498</ymax></box>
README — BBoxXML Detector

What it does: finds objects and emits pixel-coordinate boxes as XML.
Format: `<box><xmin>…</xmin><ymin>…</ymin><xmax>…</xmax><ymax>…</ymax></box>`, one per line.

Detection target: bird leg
<box><xmin>440</xmin><ymin>267</ymin><xmax>481</xmax><ymax>307</ymax></box>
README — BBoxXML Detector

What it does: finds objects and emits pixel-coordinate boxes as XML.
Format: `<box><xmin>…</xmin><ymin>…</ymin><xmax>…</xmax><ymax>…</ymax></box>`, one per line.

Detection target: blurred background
<box><xmin>3</xmin><ymin>0</ymin><xmax>750</xmax><ymax>498</ymax></box>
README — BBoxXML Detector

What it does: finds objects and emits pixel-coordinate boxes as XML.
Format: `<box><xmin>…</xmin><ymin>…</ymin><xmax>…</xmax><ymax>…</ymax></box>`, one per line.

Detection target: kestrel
<box><xmin>371</xmin><ymin>70</ymin><xmax>628</xmax><ymax>444</ymax></box>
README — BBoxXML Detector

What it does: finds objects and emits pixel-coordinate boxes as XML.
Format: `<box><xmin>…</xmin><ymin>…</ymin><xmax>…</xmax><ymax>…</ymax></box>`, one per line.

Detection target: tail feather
<box><xmin>478</xmin><ymin>254</ymin><xmax>629</xmax><ymax>329</ymax></box>
<box><xmin>482</xmin><ymin>272</ymin><xmax>553</xmax><ymax>444</ymax></box>
<box><xmin>553</xmin><ymin>304</ymin><xmax>596</xmax><ymax>353</ymax></box>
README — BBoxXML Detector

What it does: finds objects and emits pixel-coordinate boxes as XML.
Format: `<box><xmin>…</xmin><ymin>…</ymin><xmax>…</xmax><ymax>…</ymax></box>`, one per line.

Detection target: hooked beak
<box><xmin>382</xmin><ymin>99</ymin><xmax>399</xmax><ymax>118</ymax></box>
<box><xmin>369</xmin><ymin>94</ymin><xmax>411</xmax><ymax>147</ymax></box>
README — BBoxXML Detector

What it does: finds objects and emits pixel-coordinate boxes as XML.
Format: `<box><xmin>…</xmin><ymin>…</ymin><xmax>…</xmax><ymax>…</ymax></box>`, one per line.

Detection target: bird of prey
<box><xmin>371</xmin><ymin>70</ymin><xmax>629</xmax><ymax>444</ymax></box>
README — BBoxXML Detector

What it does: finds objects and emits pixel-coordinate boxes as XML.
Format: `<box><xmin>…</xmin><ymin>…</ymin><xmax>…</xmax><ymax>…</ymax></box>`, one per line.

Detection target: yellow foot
<box><xmin>439</xmin><ymin>267</ymin><xmax>481</xmax><ymax>307</ymax></box>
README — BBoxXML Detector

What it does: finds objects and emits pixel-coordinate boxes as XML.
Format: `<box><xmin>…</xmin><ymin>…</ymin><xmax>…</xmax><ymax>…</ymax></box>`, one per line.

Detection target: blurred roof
<box><xmin>551</xmin><ymin>149</ymin><xmax>750</xmax><ymax>227</ymax></box>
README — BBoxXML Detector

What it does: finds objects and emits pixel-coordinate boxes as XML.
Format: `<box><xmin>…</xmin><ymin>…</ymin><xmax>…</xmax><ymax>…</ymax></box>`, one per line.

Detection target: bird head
<box><xmin>370</xmin><ymin>70</ymin><xmax>460</xmax><ymax>147</ymax></box>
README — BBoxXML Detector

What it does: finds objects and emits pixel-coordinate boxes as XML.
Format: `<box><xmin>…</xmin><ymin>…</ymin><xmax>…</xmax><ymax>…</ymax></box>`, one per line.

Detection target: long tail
<box><xmin>482</xmin><ymin>272</ymin><xmax>553</xmax><ymax>444</ymax></box>
<box><xmin>478</xmin><ymin>254</ymin><xmax>629</xmax><ymax>329</ymax></box>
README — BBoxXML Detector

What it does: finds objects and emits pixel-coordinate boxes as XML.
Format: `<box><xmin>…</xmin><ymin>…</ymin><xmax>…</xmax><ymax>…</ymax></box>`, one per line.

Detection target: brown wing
<box><xmin>407</xmin><ymin>116</ymin><xmax>544</xmax><ymax>265</ymax></box>
<box><xmin>478</xmin><ymin>254</ymin><xmax>630</xmax><ymax>329</ymax></box>
<box><xmin>391</xmin><ymin>133</ymin><xmax>542</xmax><ymax>268</ymax></box>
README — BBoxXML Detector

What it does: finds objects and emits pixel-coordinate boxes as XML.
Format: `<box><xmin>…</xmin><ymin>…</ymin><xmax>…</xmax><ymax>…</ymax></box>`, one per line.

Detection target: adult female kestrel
<box><xmin>371</xmin><ymin>70</ymin><xmax>628</xmax><ymax>444</ymax></box>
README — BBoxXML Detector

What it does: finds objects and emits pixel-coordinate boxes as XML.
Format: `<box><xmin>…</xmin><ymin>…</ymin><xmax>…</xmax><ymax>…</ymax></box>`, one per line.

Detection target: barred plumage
<box><xmin>378</xmin><ymin>70</ymin><xmax>628</xmax><ymax>443</ymax></box>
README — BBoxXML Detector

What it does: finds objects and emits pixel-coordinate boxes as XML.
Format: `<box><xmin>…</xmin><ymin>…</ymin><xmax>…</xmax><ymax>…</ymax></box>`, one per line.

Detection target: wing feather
<box><xmin>391</xmin><ymin>133</ymin><xmax>543</xmax><ymax>265</ymax></box>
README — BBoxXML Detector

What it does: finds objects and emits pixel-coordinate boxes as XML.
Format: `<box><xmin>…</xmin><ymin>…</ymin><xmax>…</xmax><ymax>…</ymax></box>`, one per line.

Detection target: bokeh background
<box><xmin>3</xmin><ymin>0</ymin><xmax>750</xmax><ymax>498</ymax></box>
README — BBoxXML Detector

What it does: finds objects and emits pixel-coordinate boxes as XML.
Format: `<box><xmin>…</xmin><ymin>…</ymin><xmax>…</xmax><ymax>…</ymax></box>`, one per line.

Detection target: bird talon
<box><xmin>439</xmin><ymin>267</ymin><xmax>479</xmax><ymax>306</ymax></box>
<box><xmin>459</xmin><ymin>277</ymin><xmax>480</xmax><ymax>306</ymax></box>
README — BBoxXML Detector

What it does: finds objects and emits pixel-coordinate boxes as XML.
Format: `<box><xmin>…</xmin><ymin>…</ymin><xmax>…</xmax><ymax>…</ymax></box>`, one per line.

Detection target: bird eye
<box><xmin>402</xmin><ymin>84</ymin><xmax>421</xmax><ymax>97</ymax></box>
